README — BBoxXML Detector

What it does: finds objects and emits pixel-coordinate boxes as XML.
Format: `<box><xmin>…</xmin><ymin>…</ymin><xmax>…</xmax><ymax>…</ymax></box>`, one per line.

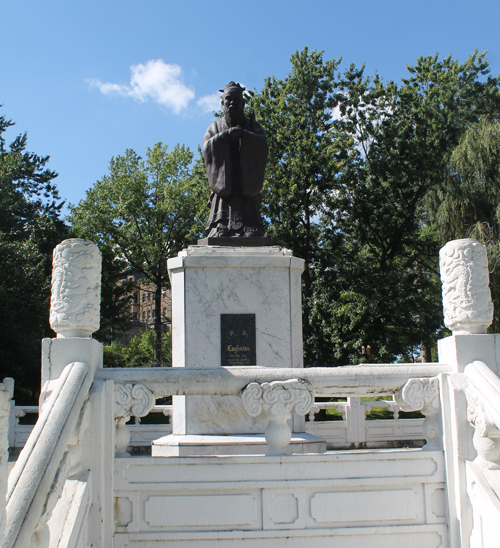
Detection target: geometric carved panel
<box><xmin>310</xmin><ymin>490</ymin><xmax>420</xmax><ymax>523</ymax></box>
<box><xmin>145</xmin><ymin>494</ymin><xmax>257</xmax><ymax>527</ymax></box>
<box><xmin>114</xmin><ymin>496</ymin><xmax>133</xmax><ymax>528</ymax></box>
<box><xmin>268</xmin><ymin>494</ymin><xmax>299</xmax><ymax>524</ymax></box>
<box><xmin>430</xmin><ymin>488</ymin><xmax>446</xmax><ymax>518</ymax></box>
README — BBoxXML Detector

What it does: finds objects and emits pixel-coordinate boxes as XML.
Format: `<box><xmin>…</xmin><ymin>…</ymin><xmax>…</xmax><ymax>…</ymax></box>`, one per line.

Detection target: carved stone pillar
<box><xmin>114</xmin><ymin>383</ymin><xmax>155</xmax><ymax>457</ymax></box>
<box><xmin>466</xmin><ymin>389</ymin><xmax>500</xmax><ymax>470</ymax></box>
<box><xmin>241</xmin><ymin>380</ymin><xmax>314</xmax><ymax>456</ymax></box>
<box><xmin>395</xmin><ymin>378</ymin><xmax>441</xmax><ymax>450</ymax></box>
<box><xmin>439</xmin><ymin>239</ymin><xmax>493</xmax><ymax>335</ymax></box>
<box><xmin>50</xmin><ymin>239</ymin><xmax>102</xmax><ymax>338</ymax></box>
<box><xmin>0</xmin><ymin>381</ymin><xmax>11</xmax><ymax>547</ymax></box>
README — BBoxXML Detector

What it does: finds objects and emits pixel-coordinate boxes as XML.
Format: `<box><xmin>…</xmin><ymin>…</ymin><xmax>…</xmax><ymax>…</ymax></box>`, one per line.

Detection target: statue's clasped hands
<box><xmin>226</xmin><ymin>126</ymin><xmax>244</xmax><ymax>139</ymax></box>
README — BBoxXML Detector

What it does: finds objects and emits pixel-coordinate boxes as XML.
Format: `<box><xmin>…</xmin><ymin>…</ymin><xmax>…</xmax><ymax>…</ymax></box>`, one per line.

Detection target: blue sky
<box><xmin>1</xmin><ymin>0</ymin><xmax>499</xmax><ymax>217</ymax></box>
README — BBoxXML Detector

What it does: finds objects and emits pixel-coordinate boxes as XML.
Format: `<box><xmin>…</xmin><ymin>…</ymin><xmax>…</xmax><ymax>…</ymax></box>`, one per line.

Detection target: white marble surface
<box><xmin>440</xmin><ymin>238</ymin><xmax>493</xmax><ymax>334</ymax></box>
<box><xmin>50</xmin><ymin>239</ymin><xmax>102</xmax><ymax>338</ymax></box>
<box><xmin>169</xmin><ymin>246</ymin><xmax>305</xmax><ymax>435</ymax></box>
<box><xmin>115</xmin><ymin>449</ymin><xmax>447</xmax><ymax>547</ymax></box>
<box><xmin>151</xmin><ymin>433</ymin><xmax>326</xmax><ymax>457</ymax></box>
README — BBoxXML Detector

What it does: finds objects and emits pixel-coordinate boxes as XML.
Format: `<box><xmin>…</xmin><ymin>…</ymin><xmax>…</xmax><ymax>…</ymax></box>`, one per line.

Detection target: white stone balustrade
<box><xmin>50</xmin><ymin>239</ymin><xmax>102</xmax><ymax>338</ymax></box>
<box><xmin>4</xmin><ymin>361</ymin><xmax>93</xmax><ymax>548</ymax></box>
<box><xmin>10</xmin><ymin>399</ymin><xmax>429</xmax><ymax>452</ymax></box>
<box><xmin>308</xmin><ymin>397</ymin><xmax>404</xmax><ymax>445</ymax></box>
<box><xmin>439</xmin><ymin>238</ymin><xmax>493</xmax><ymax>334</ymax></box>
<box><xmin>98</xmin><ymin>364</ymin><xmax>446</xmax><ymax>455</ymax></box>
<box><xmin>10</xmin><ymin>235</ymin><xmax>500</xmax><ymax>547</ymax></box>
<box><xmin>96</xmin><ymin>363</ymin><xmax>448</xmax><ymax>397</ymax></box>
<box><xmin>241</xmin><ymin>379</ymin><xmax>314</xmax><ymax>455</ymax></box>
<box><xmin>465</xmin><ymin>361</ymin><xmax>500</xmax><ymax>470</ymax></box>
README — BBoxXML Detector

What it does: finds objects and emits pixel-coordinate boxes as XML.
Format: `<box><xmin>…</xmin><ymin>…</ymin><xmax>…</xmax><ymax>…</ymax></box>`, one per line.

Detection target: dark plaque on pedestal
<box><xmin>221</xmin><ymin>314</ymin><xmax>256</xmax><ymax>366</ymax></box>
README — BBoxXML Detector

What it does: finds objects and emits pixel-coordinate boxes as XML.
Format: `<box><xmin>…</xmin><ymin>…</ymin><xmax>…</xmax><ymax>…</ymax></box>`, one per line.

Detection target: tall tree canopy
<box><xmin>69</xmin><ymin>143</ymin><xmax>208</xmax><ymax>364</ymax></box>
<box><xmin>0</xmin><ymin>109</ymin><xmax>66</xmax><ymax>402</ymax></box>
<box><xmin>246</xmin><ymin>48</ymin><xmax>342</xmax><ymax>349</ymax></box>
<box><xmin>249</xmin><ymin>49</ymin><xmax>500</xmax><ymax>366</ymax></box>
<box><xmin>433</xmin><ymin>120</ymin><xmax>500</xmax><ymax>330</ymax></box>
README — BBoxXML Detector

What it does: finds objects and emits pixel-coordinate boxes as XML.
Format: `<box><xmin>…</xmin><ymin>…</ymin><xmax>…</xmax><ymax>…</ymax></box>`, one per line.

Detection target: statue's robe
<box><xmin>203</xmin><ymin>116</ymin><xmax>268</xmax><ymax>235</ymax></box>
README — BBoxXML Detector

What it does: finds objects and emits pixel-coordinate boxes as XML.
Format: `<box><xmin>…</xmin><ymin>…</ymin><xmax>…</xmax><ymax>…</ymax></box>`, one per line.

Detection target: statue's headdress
<box><xmin>219</xmin><ymin>82</ymin><xmax>245</xmax><ymax>96</ymax></box>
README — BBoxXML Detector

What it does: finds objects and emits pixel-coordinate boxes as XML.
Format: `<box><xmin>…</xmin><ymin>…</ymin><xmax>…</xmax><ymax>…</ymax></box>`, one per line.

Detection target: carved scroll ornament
<box><xmin>241</xmin><ymin>379</ymin><xmax>314</xmax><ymax>420</ymax></box>
<box><xmin>115</xmin><ymin>383</ymin><xmax>155</xmax><ymax>419</ymax></box>
<box><xmin>395</xmin><ymin>378</ymin><xmax>441</xmax><ymax>450</ymax></box>
<box><xmin>241</xmin><ymin>379</ymin><xmax>314</xmax><ymax>456</ymax></box>
<box><xmin>114</xmin><ymin>383</ymin><xmax>155</xmax><ymax>458</ymax></box>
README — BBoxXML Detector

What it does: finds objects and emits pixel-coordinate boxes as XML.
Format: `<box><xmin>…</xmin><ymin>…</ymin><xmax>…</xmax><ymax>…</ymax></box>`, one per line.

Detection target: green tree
<box><xmin>248</xmin><ymin>49</ymin><xmax>500</xmax><ymax>365</ymax></box>
<box><xmin>430</xmin><ymin>120</ymin><xmax>500</xmax><ymax>241</ymax></box>
<box><xmin>103</xmin><ymin>329</ymin><xmax>172</xmax><ymax>368</ymax></box>
<box><xmin>313</xmin><ymin>51</ymin><xmax>500</xmax><ymax>365</ymax></box>
<box><xmin>246</xmin><ymin>47</ymin><xmax>342</xmax><ymax>351</ymax></box>
<box><xmin>69</xmin><ymin>143</ymin><xmax>208</xmax><ymax>364</ymax></box>
<box><xmin>92</xmin><ymin>245</ymin><xmax>135</xmax><ymax>344</ymax></box>
<box><xmin>0</xmin><ymin>109</ymin><xmax>66</xmax><ymax>402</ymax></box>
<box><xmin>431</xmin><ymin>120</ymin><xmax>500</xmax><ymax>330</ymax></box>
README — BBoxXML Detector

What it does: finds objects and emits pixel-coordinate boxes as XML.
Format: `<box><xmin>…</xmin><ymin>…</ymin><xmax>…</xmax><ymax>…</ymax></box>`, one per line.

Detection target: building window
<box><xmin>147</xmin><ymin>293</ymin><xmax>151</xmax><ymax>302</ymax></box>
<box><xmin>163</xmin><ymin>307</ymin><xmax>167</xmax><ymax>319</ymax></box>
<box><xmin>162</xmin><ymin>289</ymin><xmax>167</xmax><ymax>298</ymax></box>
<box><xmin>133</xmin><ymin>293</ymin><xmax>138</xmax><ymax>304</ymax></box>
<box><xmin>142</xmin><ymin>311</ymin><xmax>145</xmax><ymax>321</ymax></box>
<box><xmin>147</xmin><ymin>310</ymin><xmax>151</xmax><ymax>320</ymax></box>
<box><xmin>142</xmin><ymin>293</ymin><xmax>145</xmax><ymax>303</ymax></box>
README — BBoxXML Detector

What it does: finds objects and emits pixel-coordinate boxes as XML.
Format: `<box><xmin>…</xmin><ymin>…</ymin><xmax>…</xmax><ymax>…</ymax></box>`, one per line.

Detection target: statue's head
<box><xmin>220</xmin><ymin>82</ymin><xmax>245</xmax><ymax>127</ymax></box>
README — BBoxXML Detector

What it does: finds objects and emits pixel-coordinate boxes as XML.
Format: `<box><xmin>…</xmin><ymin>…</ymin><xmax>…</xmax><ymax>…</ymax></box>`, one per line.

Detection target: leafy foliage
<box><xmin>0</xmin><ymin>109</ymin><xmax>66</xmax><ymax>402</ymax></box>
<box><xmin>69</xmin><ymin>143</ymin><xmax>209</xmax><ymax>364</ymax></box>
<box><xmin>430</xmin><ymin>120</ymin><xmax>500</xmax><ymax>330</ymax></box>
<box><xmin>249</xmin><ymin>48</ymin><xmax>500</xmax><ymax>365</ymax></box>
<box><xmin>103</xmin><ymin>329</ymin><xmax>172</xmax><ymax>368</ymax></box>
<box><xmin>246</xmin><ymin>48</ymin><xmax>342</xmax><ymax>350</ymax></box>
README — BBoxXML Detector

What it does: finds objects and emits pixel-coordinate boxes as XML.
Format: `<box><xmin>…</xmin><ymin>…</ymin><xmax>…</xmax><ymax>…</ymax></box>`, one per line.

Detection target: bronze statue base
<box><xmin>197</xmin><ymin>237</ymin><xmax>275</xmax><ymax>247</ymax></box>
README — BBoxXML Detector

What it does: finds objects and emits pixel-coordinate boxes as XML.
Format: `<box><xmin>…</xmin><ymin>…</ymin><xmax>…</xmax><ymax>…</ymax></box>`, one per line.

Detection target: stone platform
<box><xmin>151</xmin><ymin>433</ymin><xmax>326</xmax><ymax>457</ymax></box>
<box><xmin>114</xmin><ymin>449</ymin><xmax>447</xmax><ymax>548</ymax></box>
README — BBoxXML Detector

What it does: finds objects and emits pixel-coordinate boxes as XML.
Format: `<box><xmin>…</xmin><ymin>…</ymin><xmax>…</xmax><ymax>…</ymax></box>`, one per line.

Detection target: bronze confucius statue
<box><xmin>200</xmin><ymin>82</ymin><xmax>272</xmax><ymax>245</ymax></box>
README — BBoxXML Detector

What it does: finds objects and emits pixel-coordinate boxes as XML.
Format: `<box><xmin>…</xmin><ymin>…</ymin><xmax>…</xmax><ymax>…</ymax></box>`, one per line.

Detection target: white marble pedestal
<box><xmin>155</xmin><ymin>245</ymin><xmax>323</xmax><ymax>455</ymax></box>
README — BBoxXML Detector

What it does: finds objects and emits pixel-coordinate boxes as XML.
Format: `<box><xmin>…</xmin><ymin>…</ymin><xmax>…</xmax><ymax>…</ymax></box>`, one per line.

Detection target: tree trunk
<box><xmin>420</xmin><ymin>342</ymin><xmax>431</xmax><ymax>363</ymax></box>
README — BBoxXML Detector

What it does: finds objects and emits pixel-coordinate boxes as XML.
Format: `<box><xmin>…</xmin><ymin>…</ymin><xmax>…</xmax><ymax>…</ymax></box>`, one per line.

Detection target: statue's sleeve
<box><xmin>240</xmin><ymin>123</ymin><xmax>268</xmax><ymax>198</ymax></box>
<box><xmin>203</xmin><ymin>122</ymin><xmax>232</xmax><ymax>198</ymax></box>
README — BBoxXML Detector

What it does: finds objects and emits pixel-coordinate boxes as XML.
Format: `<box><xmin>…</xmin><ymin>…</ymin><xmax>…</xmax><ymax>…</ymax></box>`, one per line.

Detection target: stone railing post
<box><xmin>439</xmin><ymin>238</ymin><xmax>493</xmax><ymax>335</ymax></box>
<box><xmin>345</xmin><ymin>397</ymin><xmax>366</xmax><ymax>444</ymax></box>
<box><xmin>42</xmin><ymin>239</ymin><xmax>103</xmax><ymax>394</ymax></box>
<box><xmin>438</xmin><ymin>239</ymin><xmax>500</xmax><ymax>375</ymax></box>
<box><xmin>3</xmin><ymin>378</ymin><xmax>15</xmax><ymax>449</ymax></box>
<box><xmin>50</xmin><ymin>239</ymin><xmax>102</xmax><ymax>338</ymax></box>
<box><xmin>241</xmin><ymin>379</ymin><xmax>314</xmax><ymax>456</ymax></box>
<box><xmin>0</xmin><ymin>380</ymin><xmax>12</xmax><ymax>547</ymax></box>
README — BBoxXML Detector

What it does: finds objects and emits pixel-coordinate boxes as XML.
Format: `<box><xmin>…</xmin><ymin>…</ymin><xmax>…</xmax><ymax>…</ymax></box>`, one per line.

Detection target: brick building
<box><xmin>119</xmin><ymin>269</ymin><xmax>172</xmax><ymax>345</ymax></box>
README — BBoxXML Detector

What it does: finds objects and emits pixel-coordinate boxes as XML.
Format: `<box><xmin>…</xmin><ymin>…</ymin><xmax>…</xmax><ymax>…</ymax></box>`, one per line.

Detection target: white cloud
<box><xmin>196</xmin><ymin>93</ymin><xmax>221</xmax><ymax>113</ymax></box>
<box><xmin>88</xmin><ymin>59</ymin><xmax>196</xmax><ymax>114</ymax></box>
